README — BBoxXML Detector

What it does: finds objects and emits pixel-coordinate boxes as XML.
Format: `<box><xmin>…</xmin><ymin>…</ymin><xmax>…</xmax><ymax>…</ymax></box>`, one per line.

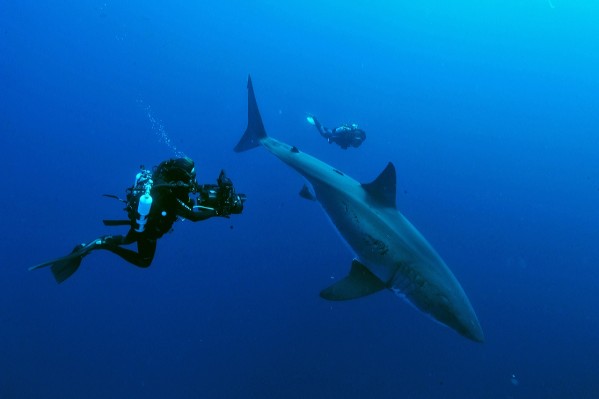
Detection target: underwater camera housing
<box><xmin>196</xmin><ymin>170</ymin><xmax>246</xmax><ymax>216</ymax></box>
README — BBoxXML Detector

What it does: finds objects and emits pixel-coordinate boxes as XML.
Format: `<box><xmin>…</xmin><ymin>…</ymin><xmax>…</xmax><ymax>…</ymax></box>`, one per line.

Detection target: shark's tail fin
<box><xmin>234</xmin><ymin>75</ymin><xmax>267</xmax><ymax>152</ymax></box>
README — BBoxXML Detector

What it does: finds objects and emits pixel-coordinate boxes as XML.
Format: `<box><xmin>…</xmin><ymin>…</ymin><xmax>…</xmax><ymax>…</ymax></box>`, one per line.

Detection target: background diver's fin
<box><xmin>320</xmin><ymin>259</ymin><xmax>386</xmax><ymax>301</ymax></box>
<box><xmin>306</xmin><ymin>114</ymin><xmax>322</xmax><ymax>130</ymax></box>
<box><xmin>299</xmin><ymin>184</ymin><xmax>316</xmax><ymax>201</ymax></box>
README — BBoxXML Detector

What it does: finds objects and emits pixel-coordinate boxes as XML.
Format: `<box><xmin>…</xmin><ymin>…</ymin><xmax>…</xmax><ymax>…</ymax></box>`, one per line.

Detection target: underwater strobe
<box><xmin>134</xmin><ymin>169</ymin><xmax>154</xmax><ymax>232</ymax></box>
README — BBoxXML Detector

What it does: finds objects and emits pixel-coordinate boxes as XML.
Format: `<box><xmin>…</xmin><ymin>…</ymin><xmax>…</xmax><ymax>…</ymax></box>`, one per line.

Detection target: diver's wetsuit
<box><xmin>102</xmin><ymin>181</ymin><xmax>216</xmax><ymax>267</ymax></box>
<box><xmin>30</xmin><ymin>157</ymin><xmax>245</xmax><ymax>283</ymax></box>
<box><xmin>310</xmin><ymin>116</ymin><xmax>366</xmax><ymax>149</ymax></box>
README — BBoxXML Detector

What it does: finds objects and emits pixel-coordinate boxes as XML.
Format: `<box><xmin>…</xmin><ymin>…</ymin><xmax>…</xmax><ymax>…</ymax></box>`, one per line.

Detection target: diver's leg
<box><xmin>312</xmin><ymin>116</ymin><xmax>323</xmax><ymax>130</ymax></box>
<box><xmin>320</xmin><ymin>126</ymin><xmax>334</xmax><ymax>140</ymax></box>
<box><xmin>31</xmin><ymin>231</ymin><xmax>153</xmax><ymax>282</ymax></box>
<box><xmin>102</xmin><ymin>236</ymin><xmax>156</xmax><ymax>268</ymax></box>
<box><xmin>311</xmin><ymin>116</ymin><xmax>332</xmax><ymax>139</ymax></box>
<box><xmin>136</xmin><ymin>238</ymin><xmax>157</xmax><ymax>267</ymax></box>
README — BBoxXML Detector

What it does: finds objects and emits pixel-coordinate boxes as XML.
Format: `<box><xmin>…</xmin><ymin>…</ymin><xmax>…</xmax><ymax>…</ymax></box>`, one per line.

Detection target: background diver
<box><xmin>30</xmin><ymin>157</ymin><xmax>246</xmax><ymax>283</ymax></box>
<box><xmin>306</xmin><ymin>114</ymin><xmax>366</xmax><ymax>149</ymax></box>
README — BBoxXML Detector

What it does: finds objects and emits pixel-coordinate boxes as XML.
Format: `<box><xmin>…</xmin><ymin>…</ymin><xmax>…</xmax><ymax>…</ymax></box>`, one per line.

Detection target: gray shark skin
<box><xmin>235</xmin><ymin>76</ymin><xmax>484</xmax><ymax>342</ymax></box>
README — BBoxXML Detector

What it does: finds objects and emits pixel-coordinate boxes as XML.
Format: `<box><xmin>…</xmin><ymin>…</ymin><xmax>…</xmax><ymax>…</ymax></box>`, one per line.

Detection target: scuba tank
<box><xmin>136</xmin><ymin>193</ymin><xmax>153</xmax><ymax>232</ymax></box>
<box><xmin>132</xmin><ymin>168</ymin><xmax>154</xmax><ymax>232</ymax></box>
<box><xmin>102</xmin><ymin>166</ymin><xmax>158</xmax><ymax>231</ymax></box>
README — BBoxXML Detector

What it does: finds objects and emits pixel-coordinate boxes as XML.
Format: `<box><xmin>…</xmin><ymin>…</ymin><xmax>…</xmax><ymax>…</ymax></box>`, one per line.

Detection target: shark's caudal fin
<box><xmin>234</xmin><ymin>75</ymin><xmax>267</xmax><ymax>152</ymax></box>
<box><xmin>320</xmin><ymin>259</ymin><xmax>386</xmax><ymax>301</ymax></box>
<box><xmin>361</xmin><ymin>162</ymin><xmax>397</xmax><ymax>208</ymax></box>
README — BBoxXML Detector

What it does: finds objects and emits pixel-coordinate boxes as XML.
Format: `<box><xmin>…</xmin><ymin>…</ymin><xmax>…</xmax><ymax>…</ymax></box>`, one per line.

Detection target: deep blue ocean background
<box><xmin>2</xmin><ymin>1</ymin><xmax>599</xmax><ymax>398</ymax></box>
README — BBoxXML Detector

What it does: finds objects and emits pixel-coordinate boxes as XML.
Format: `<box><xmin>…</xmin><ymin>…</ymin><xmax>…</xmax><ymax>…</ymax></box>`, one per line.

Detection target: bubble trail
<box><xmin>138</xmin><ymin>100</ymin><xmax>186</xmax><ymax>158</ymax></box>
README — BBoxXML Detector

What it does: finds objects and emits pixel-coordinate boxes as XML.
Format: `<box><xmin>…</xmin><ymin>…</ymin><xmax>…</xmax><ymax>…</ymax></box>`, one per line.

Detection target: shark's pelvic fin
<box><xmin>234</xmin><ymin>75</ymin><xmax>267</xmax><ymax>152</ymax></box>
<box><xmin>361</xmin><ymin>162</ymin><xmax>397</xmax><ymax>208</ymax></box>
<box><xmin>299</xmin><ymin>183</ymin><xmax>316</xmax><ymax>201</ymax></box>
<box><xmin>320</xmin><ymin>259</ymin><xmax>386</xmax><ymax>301</ymax></box>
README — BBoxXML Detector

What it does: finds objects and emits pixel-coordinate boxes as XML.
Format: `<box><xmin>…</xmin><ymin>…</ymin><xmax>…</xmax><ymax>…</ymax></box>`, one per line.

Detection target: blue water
<box><xmin>2</xmin><ymin>1</ymin><xmax>599</xmax><ymax>398</ymax></box>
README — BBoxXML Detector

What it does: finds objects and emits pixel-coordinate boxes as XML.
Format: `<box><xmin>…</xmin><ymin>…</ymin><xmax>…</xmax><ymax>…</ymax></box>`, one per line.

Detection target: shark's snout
<box><xmin>431</xmin><ymin>293</ymin><xmax>485</xmax><ymax>343</ymax></box>
<box><xmin>456</xmin><ymin>316</ymin><xmax>485</xmax><ymax>343</ymax></box>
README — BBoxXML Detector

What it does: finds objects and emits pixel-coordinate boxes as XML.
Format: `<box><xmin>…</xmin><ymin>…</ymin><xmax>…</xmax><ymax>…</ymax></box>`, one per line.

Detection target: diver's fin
<box><xmin>320</xmin><ymin>259</ymin><xmax>386</xmax><ymax>301</ymax></box>
<box><xmin>30</xmin><ymin>250</ymin><xmax>84</xmax><ymax>283</ymax></box>
<box><xmin>234</xmin><ymin>75</ymin><xmax>267</xmax><ymax>152</ymax></box>
<box><xmin>299</xmin><ymin>184</ymin><xmax>316</xmax><ymax>201</ymax></box>
<box><xmin>361</xmin><ymin>162</ymin><xmax>397</xmax><ymax>209</ymax></box>
<box><xmin>50</xmin><ymin>255</ymin><xmax>84</xmax><ymax>284</ymax></box>
<box><xmin>29</xmin><ymin>239</ymin><xmax>102</xmax><ymax>283</ymax></box>
<box><xmin>29</xmin><ymin>251</ymin><xmax>79</xmax><ymax>271</ymax></box>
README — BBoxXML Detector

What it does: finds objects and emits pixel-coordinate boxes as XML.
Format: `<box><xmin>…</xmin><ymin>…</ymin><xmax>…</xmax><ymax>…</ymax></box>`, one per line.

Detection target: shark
<box><xmin>234</xmin><ymin>76</ymin><xmax>484</xmax><ymax>342</ymax></box>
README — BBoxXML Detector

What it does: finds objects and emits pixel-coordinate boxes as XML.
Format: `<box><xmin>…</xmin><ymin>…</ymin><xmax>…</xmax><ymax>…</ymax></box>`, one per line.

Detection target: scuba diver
<box><xmin>30</xmin><ymin>157</ymin><xmax>246</xmax><ymax>283</ymax></box>
<box><xmin>306</xmin><ymin>114</ymin><xmax>366</xmax><ymax>149</ymax></box>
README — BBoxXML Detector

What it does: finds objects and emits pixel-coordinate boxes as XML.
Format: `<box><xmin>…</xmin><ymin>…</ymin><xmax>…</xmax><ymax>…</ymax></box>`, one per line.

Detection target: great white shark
<box><xmin>235</xmin><ymin>76</ymin><xmax>484</xmax><ymax>342</ymax></box>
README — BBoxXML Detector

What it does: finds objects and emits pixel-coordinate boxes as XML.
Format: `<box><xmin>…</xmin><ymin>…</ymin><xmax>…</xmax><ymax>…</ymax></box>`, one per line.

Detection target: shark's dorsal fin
<box><xmin>320</xmin><ymin>259</ymin><xmax>386</xmax><ymax>301</ymax></box>
<box><xmin>361</xmin><ymin>162</ymin><xmax>396</xmax><ymax>208</ymax></box>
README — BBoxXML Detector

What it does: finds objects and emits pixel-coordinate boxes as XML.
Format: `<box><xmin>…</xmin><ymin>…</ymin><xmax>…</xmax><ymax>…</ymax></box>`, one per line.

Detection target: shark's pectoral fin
<box><xmin>299</xmin><ymin>184</ymin><xmax>316</xmax><ymax>201</ymax></box>
<box><xmin>320</xmin><ymin>259</ymin><xmax>386</xmax><ymax>301</ymax></box>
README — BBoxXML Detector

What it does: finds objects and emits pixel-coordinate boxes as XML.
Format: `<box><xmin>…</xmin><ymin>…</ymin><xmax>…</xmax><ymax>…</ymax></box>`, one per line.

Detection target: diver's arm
<box><xmin>175</xmin><ymin>198</ymin><xmax>218</xmax><ymax>221</ymax></box>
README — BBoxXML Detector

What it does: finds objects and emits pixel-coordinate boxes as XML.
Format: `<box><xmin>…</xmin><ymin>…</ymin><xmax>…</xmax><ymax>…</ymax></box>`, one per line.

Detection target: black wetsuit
<box><xmin>103</xmin><ymin>181</ymin><xmax>216</xmax><ymax>267</ymax></box>
<box><xmin>310</xmin><ymin>116</ymin><xmax>366</xmax><ymax>149</ymax></box>
<box><xmin>31</xmin><ymin>158</ymin><xmax>244</xmax><ymax>283</ymax></box>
